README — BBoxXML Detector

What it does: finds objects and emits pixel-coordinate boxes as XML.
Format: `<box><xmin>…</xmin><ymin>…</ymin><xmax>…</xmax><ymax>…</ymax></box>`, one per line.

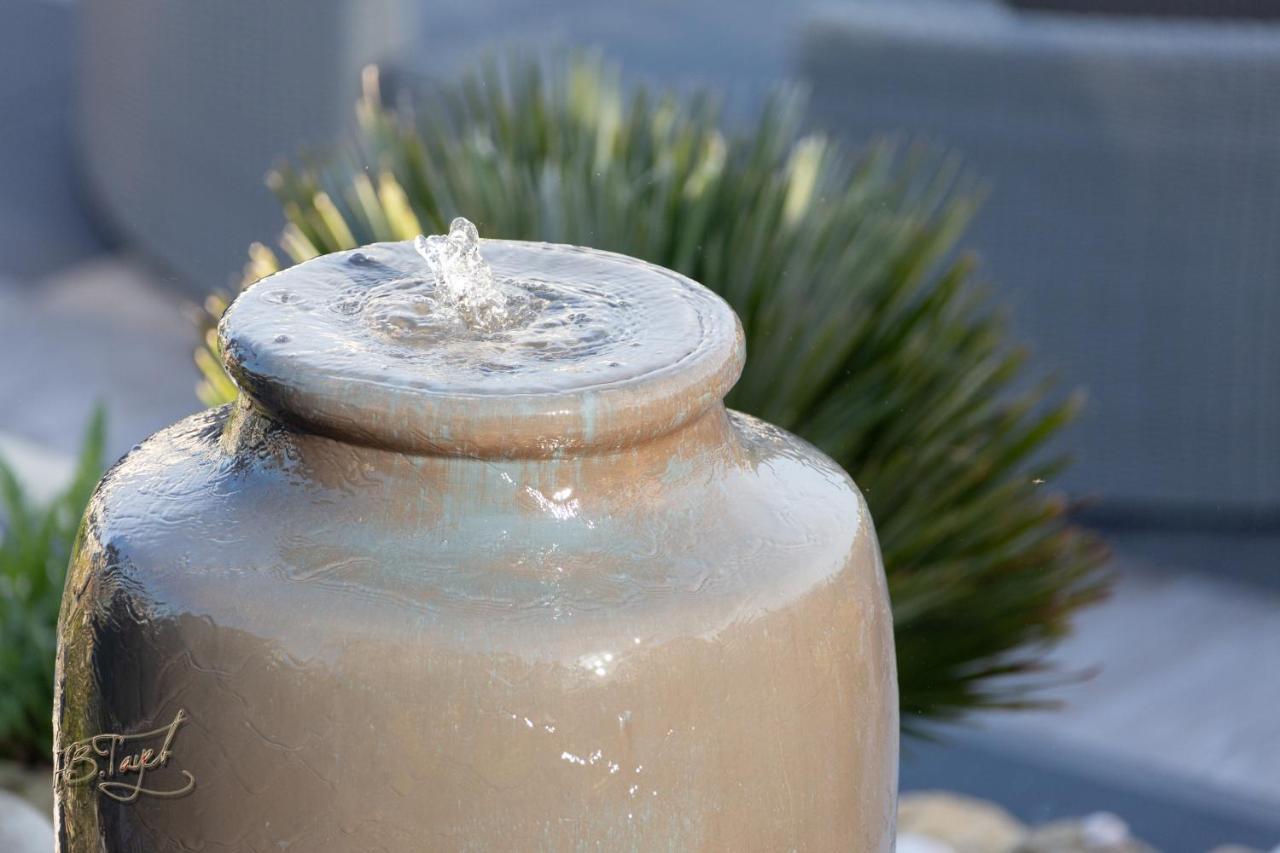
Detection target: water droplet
<box><xmin>412</xmin><ymin>217</ymin><xmax>511</xmax><ymax>329</ymax></box>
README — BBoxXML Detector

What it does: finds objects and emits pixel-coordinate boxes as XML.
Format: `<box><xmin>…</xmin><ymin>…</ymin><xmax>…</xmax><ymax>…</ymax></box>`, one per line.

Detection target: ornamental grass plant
<box><xmin>0</xmin><ymin>409</ymin><xmax>104</xmax><ymax>763</ymax></box>
<box><xmin>196</xmin><ymin>55</ymin><xmax>1108</xmax><ymax>729</ymax></box>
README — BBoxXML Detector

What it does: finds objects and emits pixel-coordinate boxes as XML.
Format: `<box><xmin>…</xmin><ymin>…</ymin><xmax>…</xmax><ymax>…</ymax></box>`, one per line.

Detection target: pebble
<box><xmin>1021</xmin><ymin>813</ymin><xmax>1155</xmax><ymax>853</ymax></box>
<box><xmin>898</xmin><ymin>791</ymin><xmax>1027</xmax><ymax>853</ymax></box>
<box><xmin>896</xmin><ymin>792</ymin><xmax>1168</xmax><ymax>853</ymax></box>
<box><xmin>899</xmin><ymin>832</ymin><xmax>961</xmax><ymax>853</ymax></box>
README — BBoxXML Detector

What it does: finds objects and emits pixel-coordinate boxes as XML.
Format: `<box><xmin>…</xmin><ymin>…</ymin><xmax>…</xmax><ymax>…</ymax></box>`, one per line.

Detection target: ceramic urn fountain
<box><xmin>54</xmin><ymin>220</ymin><xmax>898</xmax><ymax>851</ymax></box>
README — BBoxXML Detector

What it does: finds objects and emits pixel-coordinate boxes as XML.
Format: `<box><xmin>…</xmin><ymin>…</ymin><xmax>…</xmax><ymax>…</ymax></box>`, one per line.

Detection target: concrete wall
<box><xmin>800</xmin><ymin>2</ymin><xmax>1280</xmax><ymax>513</ymax></box>
<box><xmin>76</xmin><ymin>0</ymin><xmax>1280</xmax><ymax>516</ymax></box>
<box><xmin>79</xmin><ymin>0</ymin><xmax>418</xmax><ymax>294</ymax></box>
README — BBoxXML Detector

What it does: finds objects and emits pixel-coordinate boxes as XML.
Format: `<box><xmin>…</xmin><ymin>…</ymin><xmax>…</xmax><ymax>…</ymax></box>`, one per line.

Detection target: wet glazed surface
<box><xmin>55</xmin><ymin>404</ymin><xmax>898</xmax><ymax>851</ymax></box>
<box><xmin>57</xmin><ymin>237</ymin><xmax>895</xmax><ymax>851</ymax></box>
<box><xmin>220</xmin><ymin>236</ymin><xmax>744</xmax><ymax>456</ymax></box>
<box><xmin>297</xmin><ymin>240</ymin><xmax>705</xmax><ymax>395</ymax></box>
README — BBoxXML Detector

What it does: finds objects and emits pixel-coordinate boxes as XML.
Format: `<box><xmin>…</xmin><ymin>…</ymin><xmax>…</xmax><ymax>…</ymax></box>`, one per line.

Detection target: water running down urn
<box><xmin>54</xmin><ymin>219</ymin><xmax>898</xmax><ymax>850</ymax></box>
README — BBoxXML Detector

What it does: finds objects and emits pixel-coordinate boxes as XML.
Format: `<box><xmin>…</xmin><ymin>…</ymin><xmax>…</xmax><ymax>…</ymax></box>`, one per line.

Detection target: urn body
<box><xmin>54</xmin><ymin>239</ymin><xmax>898</xmax><ymax>851</ymax></box>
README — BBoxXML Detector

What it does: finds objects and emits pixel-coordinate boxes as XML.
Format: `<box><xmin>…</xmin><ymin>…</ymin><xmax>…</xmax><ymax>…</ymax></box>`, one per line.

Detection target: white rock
<box><xmin>897</xmin><ymin>832</ymin><xmax>959</xmax><ymax>853</ymax></box>
<box><xmin>0</xmin><ymin>789</ymin><xmax>53</xmax><ymax>853</ymax></box>
<box><xmin>0</xmin><ymin>431</ymin><xmax>75</xmax><ymax>506</ymax></box>
<box><xmin>898</xmin><ymin>791</ymin><xmax>1028</xmax><ymax>853</ymax></box>
<box><xmin>1081</xmin><ymin>812</ymin><xmax>1130</xmax><ymax>849</ymax></box>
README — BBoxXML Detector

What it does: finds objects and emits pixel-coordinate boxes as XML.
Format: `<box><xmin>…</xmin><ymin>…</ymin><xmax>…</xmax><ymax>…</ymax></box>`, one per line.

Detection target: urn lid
<box><xmin>220</xmin><ymin>225</ymin><xmax>744</xmax><ymax>457</ymax></box>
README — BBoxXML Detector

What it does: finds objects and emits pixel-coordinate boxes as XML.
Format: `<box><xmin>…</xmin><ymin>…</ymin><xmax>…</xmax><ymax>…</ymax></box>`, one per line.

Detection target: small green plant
<box><xmin>0</xmin><ymin>409</ymin><xmax>105</xmax><ymax>764</ymax></box>
<box><xmin>197</xmin><ymin>55</ymin><xmax>1108</xmax><ymax>727</ymax></box>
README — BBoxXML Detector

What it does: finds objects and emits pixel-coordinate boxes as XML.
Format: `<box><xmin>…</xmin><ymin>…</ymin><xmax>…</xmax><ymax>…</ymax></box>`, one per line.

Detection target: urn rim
<box><xmin>219</xmin><ymin>238</ymin><xmax>745</xmax><ymax>457</ymax></box>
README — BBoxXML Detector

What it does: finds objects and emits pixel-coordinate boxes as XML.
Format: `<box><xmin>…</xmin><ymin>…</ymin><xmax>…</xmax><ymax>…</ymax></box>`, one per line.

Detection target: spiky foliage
<box><xmin>197</xmin><ymin>56</ymin><xmax>1107</xmax><ymax>727</ymax></box>
<box><xmin>0</xmin><ymin>409</ymin><xmax>104</xmax><ymax>763</ymax></box>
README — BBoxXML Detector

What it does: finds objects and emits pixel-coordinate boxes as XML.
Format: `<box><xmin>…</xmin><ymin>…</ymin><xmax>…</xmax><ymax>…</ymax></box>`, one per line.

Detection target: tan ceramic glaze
<box><xmin>54</xmin><ymin>239</ymin><xmax>898</xmax><ymax>851</ymax></box>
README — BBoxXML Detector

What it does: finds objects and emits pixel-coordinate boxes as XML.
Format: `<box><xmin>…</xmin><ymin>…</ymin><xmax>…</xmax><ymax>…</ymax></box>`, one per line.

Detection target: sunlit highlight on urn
<box><xmin>54</xmin><ymin>220</ymin><xmax>898</xmax><ymax>851</ymax></box>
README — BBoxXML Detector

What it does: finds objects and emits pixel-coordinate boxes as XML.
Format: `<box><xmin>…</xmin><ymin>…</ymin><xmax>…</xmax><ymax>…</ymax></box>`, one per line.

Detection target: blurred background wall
<box><xmin>0</xmin><ymin>0</ymin><xmax>1275</xmax><ymax>846</ymax></box>
<box><xmin>74</xmin><ymin>0</ymin><xmax>1280</xmax><ymax>519</ymax></box>
<box><xmin>801</xmin><ymin>2</ymin><xmax>1280</xmax><ymax>514</ymax></box>
<box><xmin>79</xmin><ymin>0</ymin><xmax>418</xmax><ymax>294</ymax></box>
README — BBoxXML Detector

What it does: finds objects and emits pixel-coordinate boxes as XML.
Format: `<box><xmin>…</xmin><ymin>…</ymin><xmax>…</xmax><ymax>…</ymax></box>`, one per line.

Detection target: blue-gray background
<box><xmin>1</xmin><ymin>1</ymin><xmax>1277</xmax><ymax>849</ymax></box>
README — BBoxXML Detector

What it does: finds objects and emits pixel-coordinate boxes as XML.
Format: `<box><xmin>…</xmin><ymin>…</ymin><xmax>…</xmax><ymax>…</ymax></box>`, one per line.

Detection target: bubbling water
<box><xmin>411</xmin><ymin>217</ymin><xmax>513</xmax><ymax>330</ymax></box>
<box><xmin>337</xmin><ymin>218</ymin><xmax>664</xmax><ymax>392</ymax></box>
<box><xmin>362</xmin><ymin>217</ymin><xmax>537</xmax><ymax>344</ymax></box>
<box><xmin>225</xmin><ymin>218</ymin><xmax>726</xmax><ymax>401</ymax></box>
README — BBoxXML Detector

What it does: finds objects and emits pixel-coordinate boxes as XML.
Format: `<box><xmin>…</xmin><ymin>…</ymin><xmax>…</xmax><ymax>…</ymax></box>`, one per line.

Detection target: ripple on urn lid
<box><xmin>220</xmin><ymin>235</ymin><xmax>744</xmax><ymax>457</ymax></box>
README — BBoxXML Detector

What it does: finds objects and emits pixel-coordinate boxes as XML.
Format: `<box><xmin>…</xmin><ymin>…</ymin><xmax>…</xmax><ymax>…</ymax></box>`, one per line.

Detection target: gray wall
<box><xmin>800</xmin><ymin>2</ymin><xmax>1280</xmax><ymax>513</ymax></box>
<box><xmin>77</xmin><ymin>0</ymin><xmax>1280</xmax><ymax>516</ymax></box>
<box><xmin>80</xmin><ymin>0</ymin><xmax>417</xmax><ymax>293</ymax></box>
